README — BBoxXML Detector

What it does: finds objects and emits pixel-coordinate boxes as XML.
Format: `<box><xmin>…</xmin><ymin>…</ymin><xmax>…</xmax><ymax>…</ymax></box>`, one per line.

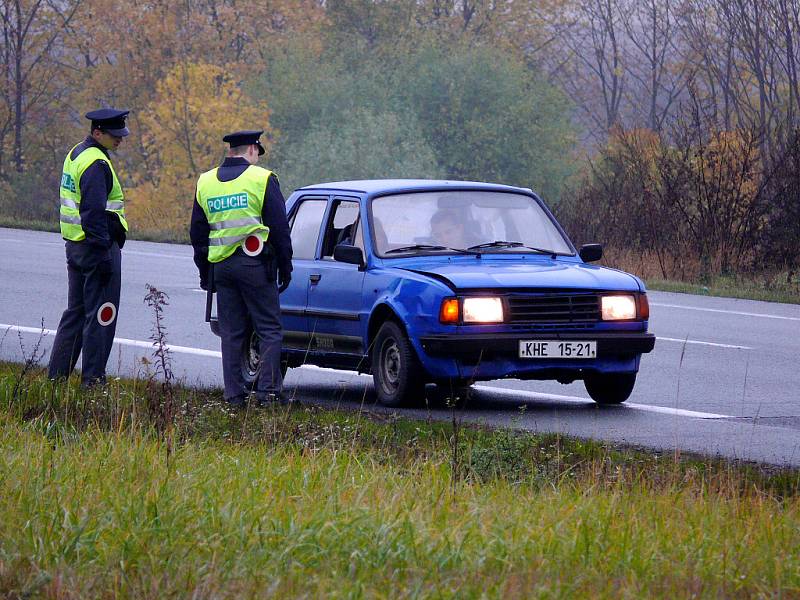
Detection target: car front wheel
<box><xmin>584</xmin><ymin>372</ymin><xmax>636</xmax><ymax>405</ymax></box>
<box><xmin>372</xmin><ymin>321</ymin><xmax>425</xmax><ymax>407</ymax></box>
<box><xmin>241</xmin><ymin>327</ymin><xmax>288</xmax><ymax>390</ymax></box>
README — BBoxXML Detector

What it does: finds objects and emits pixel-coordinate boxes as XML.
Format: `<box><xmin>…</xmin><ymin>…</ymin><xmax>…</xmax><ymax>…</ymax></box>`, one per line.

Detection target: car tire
<box><xmin>584</xmin><ymin>372</ymin><xmax>636</xmax><ymax>405</ymax></box>
<box><xmin>241</xmin><ymin>326</ymin><xmax>288</xmax><ymax>391</ymax></box>
<box><xmin>372</xmin><ymin>321</ymin><xmax>425</xmax><ymax>407</ymax></box>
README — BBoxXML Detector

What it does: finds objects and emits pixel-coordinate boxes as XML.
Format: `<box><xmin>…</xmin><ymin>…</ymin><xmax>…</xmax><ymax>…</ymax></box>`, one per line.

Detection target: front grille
<box><xmin>506</xmin><ymin>293</ymin><xmax>600</xmax><ymax>324</ymax></box>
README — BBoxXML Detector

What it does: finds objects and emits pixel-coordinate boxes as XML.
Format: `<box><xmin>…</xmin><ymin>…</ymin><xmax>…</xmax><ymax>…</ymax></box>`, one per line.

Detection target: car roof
<box><xmin>294</xmin><ymin>179</ymin><xmax>534</xmax><ymax>195</ymax></box>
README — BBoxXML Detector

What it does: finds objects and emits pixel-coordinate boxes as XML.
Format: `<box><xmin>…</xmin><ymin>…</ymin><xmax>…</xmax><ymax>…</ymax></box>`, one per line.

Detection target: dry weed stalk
<box><xmin>144</xmin><ymin>284</ymin><xmax>176</xmax><ymax>458</ymax></box>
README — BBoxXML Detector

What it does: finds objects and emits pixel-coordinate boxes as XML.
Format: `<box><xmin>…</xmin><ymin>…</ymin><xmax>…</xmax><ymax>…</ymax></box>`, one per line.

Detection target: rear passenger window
<box><xmin>290</xmin><ymin>199</ymin><xmax>327</xmax><ymax>259</ymax></box>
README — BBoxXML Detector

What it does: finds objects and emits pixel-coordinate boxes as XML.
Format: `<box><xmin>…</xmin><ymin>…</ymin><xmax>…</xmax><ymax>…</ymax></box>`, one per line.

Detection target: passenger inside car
<box><xmin>336</xmin><ymin>223</ymin><xmax>354</xmax><ymax>246</ymax></box>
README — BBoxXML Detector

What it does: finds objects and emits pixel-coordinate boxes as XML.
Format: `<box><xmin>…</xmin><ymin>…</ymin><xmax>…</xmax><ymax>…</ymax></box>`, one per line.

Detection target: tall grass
<box><xmin>2</xmin><ymin>365</ymin><xmax>800</xmax><ymax>598</ymax></box>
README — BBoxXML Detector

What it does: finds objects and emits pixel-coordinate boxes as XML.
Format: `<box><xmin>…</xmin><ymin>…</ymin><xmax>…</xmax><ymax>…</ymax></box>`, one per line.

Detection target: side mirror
<box><xmin>579</xmin><ymin>243</ymin><xmax>603</xmax><ymax>263</ymax></box>
<box><xmin>333</xmin><ymin>244</ymin><xmax>365</xmax><ymax>268</ymax></box>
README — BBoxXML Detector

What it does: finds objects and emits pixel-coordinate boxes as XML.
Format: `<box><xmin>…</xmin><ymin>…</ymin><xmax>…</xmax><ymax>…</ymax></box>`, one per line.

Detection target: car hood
<box><xmin>399</xmin><ymin>258</ymin><xmax>641</xmax><ymax>291</ymax></box>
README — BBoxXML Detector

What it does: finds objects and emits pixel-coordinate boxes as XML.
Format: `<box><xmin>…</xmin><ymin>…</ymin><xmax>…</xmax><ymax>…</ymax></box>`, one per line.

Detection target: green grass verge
<box><xmin>0</xmin><ymin>218</ymin><xmax>58</xmax><ymax>233</ymax></box>
<box><xmin>0</xmin><ymin>220</ymin><xmax>188</xmax><ymax>244</ymax></box>
<box><xmin>646</xmin><ymin>276</ymin><xmax>800</xmax><ymax>305</ymax></box>
<box><xmin>2</xmin><ymin>364</ymin><xmax>800</xmax><ymax>598</ymax></box>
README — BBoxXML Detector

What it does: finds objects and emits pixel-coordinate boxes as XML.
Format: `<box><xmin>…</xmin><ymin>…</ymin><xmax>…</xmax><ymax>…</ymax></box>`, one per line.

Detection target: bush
<box><xmin>761</xmin><ymin>129</ymin><xmax>800</xmax><ymax>283</ymax></box>
<box><xmin>561</xmin><ymin>124</ymin><xmax>767</xmax><ymax>282</ymax></box>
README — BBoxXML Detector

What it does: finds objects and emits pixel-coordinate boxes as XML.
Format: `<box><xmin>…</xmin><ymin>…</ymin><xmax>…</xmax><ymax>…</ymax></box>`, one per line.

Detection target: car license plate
<box><xmin>518</xmin><ymin>340</ymin><xmax>597</xmax><ymax>359</ymax></box>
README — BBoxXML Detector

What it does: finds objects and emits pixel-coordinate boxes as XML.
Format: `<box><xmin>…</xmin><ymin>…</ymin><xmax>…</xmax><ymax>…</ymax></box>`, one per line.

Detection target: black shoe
<box><xmin>226</xmin><ymin>395</ymin><xmax>247</xmax><ymax>410</ymax></box>
<box><xmin>277</xmin><ymin>392</ymin><xmax>296</xmax><ymax>406</ymax></box>
<box><xmin>258</xmin><ymin>392</ymin><xmax>293</xmax><ymax>407</ymax></box>
<box><xmin>80</xmin><ymin>376</ymin><xmax>107</xmax><ymax>390</ymax></box>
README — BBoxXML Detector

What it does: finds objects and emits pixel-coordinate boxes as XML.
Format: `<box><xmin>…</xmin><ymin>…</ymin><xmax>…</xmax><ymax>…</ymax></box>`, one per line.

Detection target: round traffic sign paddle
<box><xmin>242</xmin><ymin>234</ymin><xmax>264</xmax><ymax>256</ymax></box>
<box><xmin>97</xmin><ymin>302</ymin><xmax>116</xmax><ymax>327</ymax></box>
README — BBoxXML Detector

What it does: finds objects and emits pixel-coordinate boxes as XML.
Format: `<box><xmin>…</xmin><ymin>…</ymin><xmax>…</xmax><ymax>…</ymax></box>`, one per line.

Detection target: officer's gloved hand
<box><xmin>108</xmin><ymin>214</ymin><xmax>126</xmax><ymax>249</ymax></box>
<box><xmin>97</xmin><ymin>258</ymin><xmax>113</xmax><ymax>286</ymax></box>
<box><xmin>199</xmin><ymin>278</ymin><xmax>208</xmax><ymax>291</ymax></box>
<box><xmin>278</xmin><ymin>268</ymin><xmax>292</xmax><ymax>293</ymax></box>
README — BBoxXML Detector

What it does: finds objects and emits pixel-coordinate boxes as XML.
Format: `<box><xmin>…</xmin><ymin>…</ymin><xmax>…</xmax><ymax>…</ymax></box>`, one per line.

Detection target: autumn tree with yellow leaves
<box><xmin>57</xmin><ymin>0</ymin><xmax>321</xmax><ymax>234</ymax></box>
<box><xmin>126</xmin><ymin>62</ymin><xmax>273</xmax><ymax>235</ymax></box>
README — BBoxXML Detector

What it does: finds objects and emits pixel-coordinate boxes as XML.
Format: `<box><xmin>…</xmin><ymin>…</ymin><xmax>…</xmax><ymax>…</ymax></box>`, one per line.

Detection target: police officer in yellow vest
<box><xmin>190</xmin><ymin>130</ymin><xmax>293</xmax><ymax>408</ymax></box>
<box><xmin>48</xmin><ymin>108</ymin><xmax>130</xmax><ymax>386</ymax></box>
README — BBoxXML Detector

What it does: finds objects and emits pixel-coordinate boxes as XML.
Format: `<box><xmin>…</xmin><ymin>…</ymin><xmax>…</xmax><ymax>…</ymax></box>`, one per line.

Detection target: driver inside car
<box><xmin>430</xmin><ymin>208</ymin><xmax>479</xmax><ymax>249</ymax></box>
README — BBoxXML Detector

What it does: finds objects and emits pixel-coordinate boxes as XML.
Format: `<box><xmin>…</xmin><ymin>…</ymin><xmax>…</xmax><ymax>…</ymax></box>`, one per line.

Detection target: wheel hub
<box><xmin>381</xmin><ymin>340</ymin><xmax>401</xmax><ymax>390</ymax></box>
<box><xmin>246</xmin><ymin>333</ymin><xmax>259</xmax><ymax>376</ymax></box>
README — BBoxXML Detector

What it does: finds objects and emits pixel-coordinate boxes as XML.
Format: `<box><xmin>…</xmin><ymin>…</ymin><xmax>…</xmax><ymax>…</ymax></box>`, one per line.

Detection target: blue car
<box><xmin>227</xmin><ymin>179</ymin><xmax>655</xmax><ymax>407</ymax></box>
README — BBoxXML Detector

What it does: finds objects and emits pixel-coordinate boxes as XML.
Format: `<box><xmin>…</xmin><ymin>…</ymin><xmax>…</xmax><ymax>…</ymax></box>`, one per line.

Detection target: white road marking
<box><xmin>0</xmin><ymin>324</ymin><xmax>221</xmax><ymax>358</ymax></box>
<box><xmin>656</xmin><ymin>336</ymin><xmax>752</xmax><ymax>350</ymax></box>
<box><xmin>472</xmin><ymin>385</ymin><xmax>733</xmax><ymax>419</ymax></box>
<box><xmin>0</xmin><ymin>323</ymin><xmax>739</xmax><ymax>420</ymax></box>
<box><xmin>652</xmin><ymin>302</ymin><xmax>800</xmax><ymax>322</ymax></box>
<box><xmin>280</xmin><ymin>367</ymin><xmax>734</xmax><ymax>418</ymax></box>
<box><xmin>110</xmin><ymin>337</ymin><xmax>221</xmax><ymax>358</ymax></box>
<box><xmin>624</xmin><ymin>403</ymin><xmax>732</xmax><ymax>419</ymax></box>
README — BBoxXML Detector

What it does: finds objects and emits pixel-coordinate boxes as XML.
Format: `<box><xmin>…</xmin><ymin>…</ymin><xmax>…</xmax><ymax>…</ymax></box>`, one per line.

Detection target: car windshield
<box><xmin>370</xmin><ymin>191</ymin><xmax>573</xmax><ymax>256</ymax></box>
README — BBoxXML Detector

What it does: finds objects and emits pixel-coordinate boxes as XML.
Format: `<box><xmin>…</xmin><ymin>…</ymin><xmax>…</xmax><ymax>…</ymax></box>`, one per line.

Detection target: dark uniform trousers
<box><xmin>214</xmin><ymin>250</ymin><xmax>282</xmax><ymax>401</ymax></box>
<box><xmin>48</xmin><ymin>241</ymin><xmax>122</xmax><ymax>383</ymax></box>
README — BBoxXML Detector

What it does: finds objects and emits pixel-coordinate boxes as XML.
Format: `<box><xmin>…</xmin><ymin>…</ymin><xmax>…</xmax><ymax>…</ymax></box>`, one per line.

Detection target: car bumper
<box><xmin>419</xmin><ymin>332</ymin><xmax>656</xmax><ymax>359</ymax></box>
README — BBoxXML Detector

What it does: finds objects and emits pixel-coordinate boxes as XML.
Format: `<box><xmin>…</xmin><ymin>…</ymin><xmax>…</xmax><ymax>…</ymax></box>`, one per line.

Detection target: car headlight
<box><xmin>463</xmin><ymin>297</ymin><xmax>504</xmax><ymax>323</ymax></box>
<box><xmin>601</xmin><ymin>295</ymin><xmax>637</xmax><ymax>320</ymax></box>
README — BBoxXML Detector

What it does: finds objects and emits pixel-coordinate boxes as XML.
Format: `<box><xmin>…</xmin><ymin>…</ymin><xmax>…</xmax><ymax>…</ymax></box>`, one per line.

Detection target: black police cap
<box><xmin>85</xmin><ymin>108</ymin><xmax>130</xmax><ymax>137</ymax></box>
<box><xmin>223</xmin><ymin>130</ymin><xmax>265</xmax><ymax>156</ymax></box>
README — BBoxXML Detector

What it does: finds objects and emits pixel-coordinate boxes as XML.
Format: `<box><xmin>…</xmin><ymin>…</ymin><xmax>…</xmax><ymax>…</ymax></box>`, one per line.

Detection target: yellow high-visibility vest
<box><xmin>196</xmin><ymin>165</ymin><xmax>272</xmax><ymax>263</ymax></box>
<box><xmin>59</xmin><ymin>144</ymin><xmax>127</xmax><ymax>241</ymax></box>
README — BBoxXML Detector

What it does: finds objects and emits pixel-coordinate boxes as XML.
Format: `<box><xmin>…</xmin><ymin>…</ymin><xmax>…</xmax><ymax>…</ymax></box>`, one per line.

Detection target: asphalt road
<box><xmin>2</xmin><ymin>227</ymin><xmax>800</xmax><ymax>466</ymax></box>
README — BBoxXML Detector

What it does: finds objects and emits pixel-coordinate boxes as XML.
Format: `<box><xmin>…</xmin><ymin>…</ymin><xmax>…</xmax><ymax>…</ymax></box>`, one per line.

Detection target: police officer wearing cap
<box><xmin>190</xmin><ymin>130</ymin><xmax>293</xmax><ymax>408</ymax></box>
<box><xmin>48</xmin><ymin>108</ymin><xmax>130</xmax><ymax>386</ymax></box>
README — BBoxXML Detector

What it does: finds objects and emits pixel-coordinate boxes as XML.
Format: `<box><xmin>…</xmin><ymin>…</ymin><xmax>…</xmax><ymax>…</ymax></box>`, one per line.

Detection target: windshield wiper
<box><xmin>385</xmin><ymin>244</ymin><xmax>477</xmax><ymax>255</ymax></box>
<box><xmin>465</xmin><ymin>240</ymin><xmax>559</xmax><ymax>255</ymax></box>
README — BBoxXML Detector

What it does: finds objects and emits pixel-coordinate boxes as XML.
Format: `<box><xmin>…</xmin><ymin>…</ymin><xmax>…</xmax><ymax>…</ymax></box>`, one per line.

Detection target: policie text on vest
<box><xmin>207</xmin><ymin>193</ymin><xmax>249</xmax><ymax>213</ymax></box>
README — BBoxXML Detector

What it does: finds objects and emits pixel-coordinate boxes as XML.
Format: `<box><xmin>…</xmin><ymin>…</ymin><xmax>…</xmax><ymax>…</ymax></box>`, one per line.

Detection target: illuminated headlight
<box><xmin>601</xmin><ymin>295</ymin><xmax>637</xmax><ymax>320</ymax></box>
<box><xmin>463</xmin><ymin>297</ymin><xmax>504</xmax><ymax>323</ymax></box>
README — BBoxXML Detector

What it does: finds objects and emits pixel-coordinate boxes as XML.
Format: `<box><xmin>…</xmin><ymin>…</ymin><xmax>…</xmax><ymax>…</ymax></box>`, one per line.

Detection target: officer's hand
<box><xmin>278</xmin><ymin>269</ymin><xmax>291</xmax><ymax>293</ymax></box>
<box><xmin>200</xmin><ymin>278</ymin><xmax>208</xmax><ymax>291</ymax></box>
<box><xmin>97</xmin><ymin>258</ymin><xmax>113</xmax><ymax>286</ymax></box>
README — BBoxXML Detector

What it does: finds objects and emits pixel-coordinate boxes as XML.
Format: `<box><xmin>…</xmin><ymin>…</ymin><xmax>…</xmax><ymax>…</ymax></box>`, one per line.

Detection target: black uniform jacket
<box><xmin>189</xmin><ymin>157</ymin><xmax>293</xmax><ymax>285</ymax></box>
<box><xmin>71</xmin><ymin>136</ymin><xmax>127</xmax><ymax>253</ymax></box>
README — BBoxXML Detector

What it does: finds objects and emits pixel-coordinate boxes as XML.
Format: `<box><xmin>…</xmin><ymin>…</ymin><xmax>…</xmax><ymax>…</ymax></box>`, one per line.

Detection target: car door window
<box><xmin>290</xmin><ymin>198</ymin><xmax>327</xmax><ymax>259</ymax></box>
<box><xmin>321</xmin><ymin>199</ymin><xmax>360</xmax><ymax>259</ymax></box>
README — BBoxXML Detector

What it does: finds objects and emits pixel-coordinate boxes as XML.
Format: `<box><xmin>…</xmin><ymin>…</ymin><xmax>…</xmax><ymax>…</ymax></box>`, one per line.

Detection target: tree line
<box><xmin>543</xmin><ymin>0</ymin><xmax>800</xmax><ymax>281</ymax></box>
<box><xmin>1</xmin><ymin>0</ymin><xmax>798</xmax><ymax>281</ymax></box>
